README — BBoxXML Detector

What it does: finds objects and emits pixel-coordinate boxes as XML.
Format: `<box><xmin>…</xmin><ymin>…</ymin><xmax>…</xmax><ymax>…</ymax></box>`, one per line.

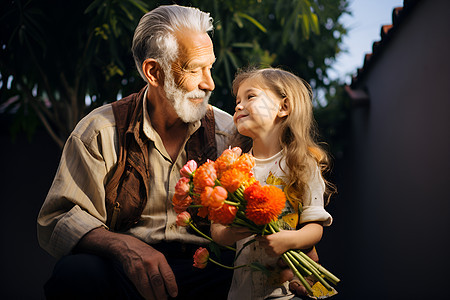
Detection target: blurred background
<box><xmin>1</xmin><ymin>0</ymin><xmax>449</xmax><ymax>299</ymax></box>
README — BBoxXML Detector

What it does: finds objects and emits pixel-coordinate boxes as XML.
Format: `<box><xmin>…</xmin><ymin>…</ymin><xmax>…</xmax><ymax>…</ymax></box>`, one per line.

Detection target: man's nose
<box><xmin>199</xmin><ymin>69</ymin><xmax>215</xmax><ymax>91</ymax></box>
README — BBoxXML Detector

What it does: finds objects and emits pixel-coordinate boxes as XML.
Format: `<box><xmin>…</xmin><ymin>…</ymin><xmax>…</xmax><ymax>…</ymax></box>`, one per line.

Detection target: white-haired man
<box><xmin>38</xmin><ymin>4</ymin><xmax>315</xmax><ymax>300</ymax></box>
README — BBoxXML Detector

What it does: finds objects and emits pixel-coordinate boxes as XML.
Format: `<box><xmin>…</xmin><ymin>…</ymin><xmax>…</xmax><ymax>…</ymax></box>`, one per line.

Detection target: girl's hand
<box><xmin>256</xmin><ymin>230</ymin><xmax>295</xmax><ymax>256</ymax></box>
<box><xmin>211</xmin><ymin>223</ymin><xmax>253</xmax><ymax>246</ymax></box>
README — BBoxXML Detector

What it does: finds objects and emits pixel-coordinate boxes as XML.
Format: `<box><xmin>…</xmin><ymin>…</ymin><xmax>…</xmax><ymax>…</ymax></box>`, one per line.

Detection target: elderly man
<box><xmin>38</xmin><ymin>4</ymin><xmax>314</xmax><ymax>300</ymax></box>
<box><xmin>38</xmin><ymin>5</ymin><xmax>234</xmax><ymax>300</ymax></box>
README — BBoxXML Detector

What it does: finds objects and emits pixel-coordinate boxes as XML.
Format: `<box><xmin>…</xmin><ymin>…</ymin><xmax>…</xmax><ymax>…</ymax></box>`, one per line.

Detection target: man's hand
<box><xmin>117</xmin><ymin>235</ymin><xmax>178</xmax><ymax>300</ymax></box>
<box><xmin>278</xmin><ymin>247</ymin><xmax>319</xmax><ymax>297</ymax></box>
<box><xmin>75</xmin><ymin>227</ymin><xmax>177</xmax><ymax>300</ymax></box>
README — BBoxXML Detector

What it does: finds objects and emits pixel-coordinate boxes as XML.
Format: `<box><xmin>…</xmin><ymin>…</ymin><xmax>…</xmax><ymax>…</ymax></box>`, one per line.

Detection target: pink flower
<box><xmin>231</xmin><ymin>147</ymin><xmax>242</xmax><ymax>157</ymax></box>
<box><xmin>174</xmin><ymin>177</ymin><xmax>190</xmax><ymax>199</ymax></box>
<box><xmin>176</xmin><ymin>211</ymin><xmax>192</xmax><ymax>227</ymax></box>
<box><xmin>180</xmin><ymin>160</ymin><xmax>197</xmax><ymax>178</ymax></box>
<box><xmin>193</xmin><ymin>247</ymin><xmax>209</xmax><ymax>269</ymax></box>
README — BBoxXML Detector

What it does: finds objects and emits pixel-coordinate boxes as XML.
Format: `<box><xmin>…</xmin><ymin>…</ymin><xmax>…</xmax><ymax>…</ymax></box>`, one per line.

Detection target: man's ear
<box><xmin>278</xmin><ymin>97</ymin><xmax>290</xmax><ymax>118</ymax></box>
<box><xmin>142</xmin><ymin>58</ymin><xmax>163</xmax><ymax>87</ymax></box>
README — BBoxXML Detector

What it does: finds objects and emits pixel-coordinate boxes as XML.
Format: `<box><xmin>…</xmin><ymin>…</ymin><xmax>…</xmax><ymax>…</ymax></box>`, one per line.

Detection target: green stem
<box><xmin>286</xmin><ymin>251</ymin><xmax>312</xmax><ymax>277</ymax></box>
<box><xmin>290</xmin><ymin>251</ymin><xmax>333</xmax><ymax>291</ymax></box>
<box><xmin>189</xmin><ymin>221</ymin><xmax>213</xmax><ymax>242</ymax></box>
<box><xmin>188</xmin><ymin>222</ymin><xmax>235</xmax><ymax>252</ymax></box>
<box><xmin>208</xmin><ymin>257</ymin><xmax>248</xmax><ymax>270</ymax></box>
<box><xmin>189</xmin><ymin>205</ymin><xmax>203</xmax><ymax>208</ymax></box>
<box><xmin>233</xmin><ymin>217</ymin><xmax>261</xmax><ymax>233</ymax></box>
<box><xmin>224</xmin><ymin>200</ymin><xmax>239</xmax><ymax>206</ymax></box>
<box><xmin>297</xmin><ymin>250</ymin><xmax>340</xmax><ymax>285</ymax></box>
<box><xmin>282</xmin><ymin>253</ymin><xmax>313</xmax><ymax>295</ymax></box>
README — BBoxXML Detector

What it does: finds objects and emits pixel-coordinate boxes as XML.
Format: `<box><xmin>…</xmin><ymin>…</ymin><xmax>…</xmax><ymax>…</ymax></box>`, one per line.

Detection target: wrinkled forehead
<box><xmin>175</xmin><ymin>30</ymin><xmax>215</xmax><ymax>66</ymax></box>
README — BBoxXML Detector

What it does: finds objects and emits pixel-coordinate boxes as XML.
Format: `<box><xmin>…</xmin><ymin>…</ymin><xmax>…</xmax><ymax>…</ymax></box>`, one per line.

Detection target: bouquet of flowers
<box><xmin>172</xmin><ymin>147</ymin><xmax>339</xmax><ymax>297</ymax></box>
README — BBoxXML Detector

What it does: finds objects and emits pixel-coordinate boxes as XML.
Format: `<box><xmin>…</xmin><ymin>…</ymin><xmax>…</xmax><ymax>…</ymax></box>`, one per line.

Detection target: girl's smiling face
<box><xmin>233</xmin><ymin>78</ymin><xmax>286</xmax><ymax>140</ymax></box>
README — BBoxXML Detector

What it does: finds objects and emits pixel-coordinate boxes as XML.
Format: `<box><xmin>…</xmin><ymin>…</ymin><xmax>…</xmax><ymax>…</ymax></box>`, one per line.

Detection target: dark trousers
<box><xmin>44</xmin><ymin>242</ymin><xmax>234</xmax><ymax>300</ymax></box>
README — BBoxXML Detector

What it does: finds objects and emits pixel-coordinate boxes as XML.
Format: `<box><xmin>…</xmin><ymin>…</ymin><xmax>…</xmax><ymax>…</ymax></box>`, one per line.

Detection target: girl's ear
<box><xmin>278</xmin><ymin>97</ymin><xmax>290</xmax><ymax>118</ymax></box>
<box><xmin>142</xmin><ymin>58</ymin><xmax>163</xmax><ymax>87</ymax></box>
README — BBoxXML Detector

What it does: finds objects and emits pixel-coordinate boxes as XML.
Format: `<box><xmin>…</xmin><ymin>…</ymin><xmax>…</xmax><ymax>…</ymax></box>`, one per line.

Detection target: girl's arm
<box><xmin>256</xmin><ymin>222</ymin><xmax>323</xmax><ymax>256</ymax></box>
<box><xmin>211</xmin><ymin>223</ymin><xmax>254</xmax><ymax>246</ymax></box>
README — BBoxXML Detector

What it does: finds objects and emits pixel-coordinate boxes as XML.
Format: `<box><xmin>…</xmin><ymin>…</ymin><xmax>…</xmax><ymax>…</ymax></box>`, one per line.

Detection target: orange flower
<box><xmin>220</xmin><ymin>168</ymin><xmax>249</xmax><ymax>193</ymax></box>
<box><xmin>172</xmin><ymin>194</ymin><xmax>193</xmax><ymax>214</ymax></box>
<box><xmin>232</xmin><ymin>153</ymin><xmax>255</xmax><ymax>173</ymax></box>
<box><xmin>208</xmin><ymin>203</ymin><xmax>237</xmax><ymax>225</ymax></box>
<box><xmin>201</xmin><ymin>186</ymin><xmax>228</xmax><ymax>209</ymax></box>
<box><xmin>244</xmin><ymin>182</ymin><xmax>286</xmax><ymax>225</ymax></box>
<box><xmin>215</xmin><ymin>148</ymin><xmax>239</xmax><ymax>178</ymax></box>
<box><xmin>193</xmin><ymin>160</ymin><xmax>217</xmax><ymax>192</ymax></box>
<box><xmin>197</xmin><ymin>206</ymin><xmax>209</xmax><ymax>218</ymax></box>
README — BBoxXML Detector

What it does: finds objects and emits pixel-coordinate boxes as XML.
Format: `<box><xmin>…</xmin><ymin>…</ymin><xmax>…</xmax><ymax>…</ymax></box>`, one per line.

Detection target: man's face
<box><xmin>163</xmin><ymin>31</ymin><xmax>216</xmax><ymax>123</ymax></box>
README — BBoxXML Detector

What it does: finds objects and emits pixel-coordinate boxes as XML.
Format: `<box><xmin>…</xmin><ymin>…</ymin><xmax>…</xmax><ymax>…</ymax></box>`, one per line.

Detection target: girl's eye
<box><xmin>248</xmin><ymin>94</ymin><xmax>256</xmax><ymax>99</ymax></box>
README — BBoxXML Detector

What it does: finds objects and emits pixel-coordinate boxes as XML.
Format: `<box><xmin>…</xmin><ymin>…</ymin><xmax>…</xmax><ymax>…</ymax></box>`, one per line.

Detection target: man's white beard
<box><xmin>163</xmin><ymin>69</ymin><xmax>211</xmax><ymax>123</ymax></box>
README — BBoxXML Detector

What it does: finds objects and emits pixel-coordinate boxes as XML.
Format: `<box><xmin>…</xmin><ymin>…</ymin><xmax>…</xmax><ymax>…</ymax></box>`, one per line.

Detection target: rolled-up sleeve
<box><xmin>37</xmin><ymin>105</ymin><xmax>118</xmax><ymax>258</ymax></box>
<box><xmin>299</xmin><ymin>165</ymin><xmax>333</xmax><ymax>227</ymax></box>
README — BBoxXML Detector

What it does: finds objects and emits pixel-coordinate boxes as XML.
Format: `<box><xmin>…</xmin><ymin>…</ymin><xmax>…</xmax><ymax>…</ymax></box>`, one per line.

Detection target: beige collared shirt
<box><xmin>37</xmin><ymin>92</ymin><xmax>234</xmax><ymax>258</ymax></box>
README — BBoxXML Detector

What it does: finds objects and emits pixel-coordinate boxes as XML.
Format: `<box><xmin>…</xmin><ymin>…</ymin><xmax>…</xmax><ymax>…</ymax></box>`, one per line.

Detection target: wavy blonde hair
<box><xmin>232</xmin><ymin>67</ymin><xmax>335</xmax><ymax>206</ymax></box>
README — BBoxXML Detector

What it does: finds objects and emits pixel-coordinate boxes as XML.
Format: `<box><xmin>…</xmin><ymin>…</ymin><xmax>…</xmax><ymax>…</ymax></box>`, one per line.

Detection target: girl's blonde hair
<box><xmin>232</xmin><ymin>67</ymin><xmax>335</xmax><ymax>206</ymax></box>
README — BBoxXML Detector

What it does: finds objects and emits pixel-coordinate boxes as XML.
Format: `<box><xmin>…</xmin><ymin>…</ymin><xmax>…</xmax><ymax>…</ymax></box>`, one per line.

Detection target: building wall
<box><xmin>345</xmin><ymin>0</ymin><xmax>450</xmax><ymax>298</ymax></box>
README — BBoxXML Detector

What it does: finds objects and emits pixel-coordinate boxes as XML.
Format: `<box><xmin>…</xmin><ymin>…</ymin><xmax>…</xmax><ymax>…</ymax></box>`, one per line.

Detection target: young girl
<box><xmin>211</xmin><ymin>68</ymin><xmax>333</xmax><ymax>300</ymax></box>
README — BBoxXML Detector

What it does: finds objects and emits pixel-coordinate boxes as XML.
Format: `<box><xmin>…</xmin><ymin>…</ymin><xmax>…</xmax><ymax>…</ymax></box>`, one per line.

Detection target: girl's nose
<box><xmin>235</xmin><ymin>103</ymin><xmax>243</xmax><ymax>111</ymax></box>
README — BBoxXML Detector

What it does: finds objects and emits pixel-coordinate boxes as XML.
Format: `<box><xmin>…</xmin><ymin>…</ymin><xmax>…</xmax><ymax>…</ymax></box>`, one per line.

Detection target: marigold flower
<box><xmin>201</xmin><ymin>186</ymin><xmax>228</xmax><ymax>209</ymax></box>
<box><xmin>180</xmin><ymin>160</ymin><xmax>197</xmax><ymax>178</ymax></box>
<box><xmin>232</xmin><ymin>153</ymin><xmax>255</xmax><ymax>173</ymax></box>
<box><xmin>193</xmin><ymin>160</ymin><xmax>217</xmax><ymax>192</ymax></box>
<box><xmin>176</xmin><ymin>211</ymin><xmax>192</xmax><ymax>227</ymax></box>
<box><xmin>220</xmin><ymin>168</ymin><xmax>249</xmax><ymax>193</ymax></box>
<box><xmin>208</xmin><ymin>203</ymin><xmax>237</xmax><ymax>225</ymax></box>
<box><xmin>174</xmin><ymin>177</ymin><xmax>190</xmax><ymax>199</ymax></box>
<box><xmin>244</xmin><ymin>182</ymin><xmax>286</xmax><ymax>225</ymax></box>
<box><xmin>215</xmin><ymin>148</ymin><xmax>239</xmax><ymax>178</ymax></box>
<box><xmin>193</xmin><ymin>247</ymin><xmax>209</xmax><ymax>269</ymax></box>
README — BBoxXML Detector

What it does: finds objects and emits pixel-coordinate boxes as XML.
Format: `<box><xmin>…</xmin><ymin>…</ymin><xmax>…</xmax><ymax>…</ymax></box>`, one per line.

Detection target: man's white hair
<box><xmin>131</xmin><ymin>5</ymin><xmax>214</xmax><ymax>81</ymax></box>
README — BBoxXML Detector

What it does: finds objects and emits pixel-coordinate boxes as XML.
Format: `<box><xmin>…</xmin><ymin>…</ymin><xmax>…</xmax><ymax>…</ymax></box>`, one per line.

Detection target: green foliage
<box><xmin>0</xmin><ymin>0</ymin><xmax>350</xmax><ymax>153</ymax></box>
<box><xmin>0</xmin><ymin>0</ymin><xmax>148</xmax><ymax>147</ymax></box>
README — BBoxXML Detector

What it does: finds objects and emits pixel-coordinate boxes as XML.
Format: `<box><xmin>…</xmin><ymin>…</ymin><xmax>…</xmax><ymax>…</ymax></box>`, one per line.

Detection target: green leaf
<box><xmin>128</xmin><ymin>0</ymin><xmax>149</xmax><ymax>14</ymax></box>
<box><xmin>235</xmin><ymin>12</ymin><xmax>267</xmax><ymax>33</ymax></box>
<box><xmin>208</xmin><ymin>242</ymin><xmax>222</xmax><ymax>258</ymax></box>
